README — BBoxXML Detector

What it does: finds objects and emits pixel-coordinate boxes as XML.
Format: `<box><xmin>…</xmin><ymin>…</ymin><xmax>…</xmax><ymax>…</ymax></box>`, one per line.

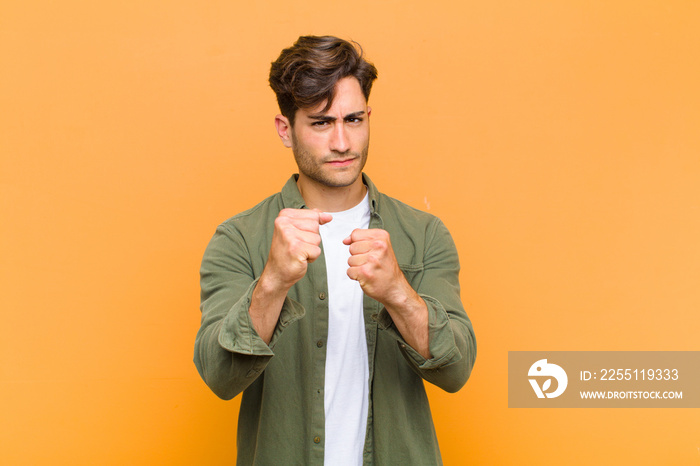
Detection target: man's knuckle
<box><xmin>309</xmin><ymin>245</ymin><xmax>321</xmax><ymax>258</ymax></box>
<box><xmin>276</xmin><ymin>216</ymin><xmax>293</xmax><ymax>228</ymax></box>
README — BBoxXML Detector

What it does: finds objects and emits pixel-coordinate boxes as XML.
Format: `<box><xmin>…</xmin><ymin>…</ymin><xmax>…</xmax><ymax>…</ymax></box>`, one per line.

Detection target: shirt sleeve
<box><xmin>193</xmin><ymin>223</ymin><xmax>305</xmax><ymax>400</ymax></box>
<box><xmin>375</xmin><ymin>218</ymin><xmax>477</xmax><ymax>393</ymax></box>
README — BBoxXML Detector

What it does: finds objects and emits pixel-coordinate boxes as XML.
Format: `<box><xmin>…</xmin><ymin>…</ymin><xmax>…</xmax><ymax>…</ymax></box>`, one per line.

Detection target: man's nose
<box><xmin>329</xmin><ymin>124</ymin><xmax>350</xmax><ymax>153</ymax></box>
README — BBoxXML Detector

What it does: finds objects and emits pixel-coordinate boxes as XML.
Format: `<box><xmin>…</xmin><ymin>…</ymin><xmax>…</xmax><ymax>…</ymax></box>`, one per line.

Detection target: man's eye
<box><xmin>311</xmin><ymin>121</ymin><xmax>329</xmax><ymax>127</ymax></box>
<box><xmin>346</xmin><ymin>118</ymin><xmax>362</xmax><ymax>123</ymax></box>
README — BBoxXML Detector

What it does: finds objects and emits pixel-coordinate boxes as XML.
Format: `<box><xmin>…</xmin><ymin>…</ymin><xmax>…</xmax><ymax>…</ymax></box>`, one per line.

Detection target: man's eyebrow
<box><xmin>344</xmin><ymin>111</ymin><xmax>366</xmax><ymax>119</ymax></box>
<box><xmin>307</xmin><ymin>111</ymin><xmax>366</xmax><ymax>121</ymax></box>
<box><xmin>308</xmin><ymin>114</ymin><xmax>337</xmax><ymax>122</ymax></box>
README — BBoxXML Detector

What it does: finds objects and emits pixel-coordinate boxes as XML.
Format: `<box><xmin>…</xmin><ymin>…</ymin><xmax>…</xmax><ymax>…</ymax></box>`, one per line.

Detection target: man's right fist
<box><xmin>261</xmin><ymin>208</ymin><xmax>333</xmax><ymax>290</ymax></box>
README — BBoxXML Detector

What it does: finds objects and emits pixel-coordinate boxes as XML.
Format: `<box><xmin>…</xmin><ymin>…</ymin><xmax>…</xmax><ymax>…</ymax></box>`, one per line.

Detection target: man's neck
<box><xmin>297</xmin><ymin>174</ymin><xmax>367</xmax><ymax>213</ymax></box>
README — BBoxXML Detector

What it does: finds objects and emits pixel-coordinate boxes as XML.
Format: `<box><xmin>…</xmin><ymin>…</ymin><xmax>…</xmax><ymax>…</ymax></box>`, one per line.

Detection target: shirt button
<box><xmin>316</xmin><ymin>340</ymin><xmax>324</xmax><ymax>348</ymax></box>
<box><xmin>319</xmin><ymin>292</ymin><xmax>326</xmax><ymax>300</ymax></box>
<box><xmin>313</xmin><ymin>436</ymin><xmax>321</xmax><ymax>444</ymax></box>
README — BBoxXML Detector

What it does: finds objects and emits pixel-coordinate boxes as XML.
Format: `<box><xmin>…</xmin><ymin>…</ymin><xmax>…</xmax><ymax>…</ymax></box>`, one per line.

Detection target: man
<box><xmin>194</xmin><ymin>35</ymin><xmax>476</xmax><ymax>465</ymax></box>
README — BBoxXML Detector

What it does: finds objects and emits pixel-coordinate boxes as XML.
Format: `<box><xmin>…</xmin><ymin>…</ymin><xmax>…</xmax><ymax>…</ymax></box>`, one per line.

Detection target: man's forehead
<box><xmin>300</xmin><ymin>77</ymin><xmax>367</xmax><ymax>116</ymax></box>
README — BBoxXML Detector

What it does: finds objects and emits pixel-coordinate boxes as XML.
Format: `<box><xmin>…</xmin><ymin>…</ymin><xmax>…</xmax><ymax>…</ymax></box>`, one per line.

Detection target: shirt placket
<box><xmin>308</xmin><ymin>244</ymin><xmax>329</xmax><ymax>464</ymax></box>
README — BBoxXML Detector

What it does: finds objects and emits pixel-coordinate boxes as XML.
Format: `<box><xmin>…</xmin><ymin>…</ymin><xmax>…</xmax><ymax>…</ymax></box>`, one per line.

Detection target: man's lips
<box><xmin>326</xmin><ymin>158</ymin><xmax>355</xmax><ymax>167</ymax></box>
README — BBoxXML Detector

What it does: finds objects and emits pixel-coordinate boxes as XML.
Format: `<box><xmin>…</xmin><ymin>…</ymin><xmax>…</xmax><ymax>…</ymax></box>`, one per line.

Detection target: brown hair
<box><xmin>269</xmin><ymin>35</ymin><xmax>378</xmax><ymax>126</ymax></box>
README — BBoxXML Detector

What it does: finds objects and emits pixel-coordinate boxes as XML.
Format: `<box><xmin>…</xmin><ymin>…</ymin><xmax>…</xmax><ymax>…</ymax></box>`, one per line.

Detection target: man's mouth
<box><xmin>326</xmin><ymin>158</ymin><xmax>355</xmax><ymax>167</ymax></box>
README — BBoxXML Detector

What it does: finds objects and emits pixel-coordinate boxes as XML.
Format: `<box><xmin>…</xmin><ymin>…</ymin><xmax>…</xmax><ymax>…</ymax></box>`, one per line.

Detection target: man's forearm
<box><xmin>383</xmin><ymin>283</ymin><xmax>431</xmax><ymax>359</ymax></box>
<box><xmin>249</xmin><ymin>272</ymin><xmax>289</xmax><ymax>344</ymax></box>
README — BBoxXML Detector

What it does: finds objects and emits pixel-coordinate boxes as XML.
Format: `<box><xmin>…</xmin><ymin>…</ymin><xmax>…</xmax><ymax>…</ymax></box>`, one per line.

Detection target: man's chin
<box><xmin>306</xmin><ymin>170</ymin><xmax>362</xmax><ymax>189</ymax></box>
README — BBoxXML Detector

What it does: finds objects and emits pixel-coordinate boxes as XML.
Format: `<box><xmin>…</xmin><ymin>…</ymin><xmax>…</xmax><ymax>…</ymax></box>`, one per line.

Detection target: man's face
<box><xmin>286</xmin><ymin>77</ymin><xmax>371</xmax><ymax>189</ymax></box>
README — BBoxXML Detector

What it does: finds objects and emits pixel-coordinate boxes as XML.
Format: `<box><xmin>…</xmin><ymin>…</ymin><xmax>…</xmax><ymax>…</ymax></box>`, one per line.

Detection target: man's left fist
<box><xmin>343</xmin><ymin>228</ymin><xmax>408</xmax><ymax>306</ymax></box>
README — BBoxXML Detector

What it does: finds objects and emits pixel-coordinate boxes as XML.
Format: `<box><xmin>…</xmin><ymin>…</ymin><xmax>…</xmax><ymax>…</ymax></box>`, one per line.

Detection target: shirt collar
<box><xmin>280</xmin><ymin>173</ymin><xmax>380</xmax><ymax>214</ymax></box>
<box><xmin>280</xmin><ymin>174</ymin><xmax>306</xmax><ymax>209</ymax></box>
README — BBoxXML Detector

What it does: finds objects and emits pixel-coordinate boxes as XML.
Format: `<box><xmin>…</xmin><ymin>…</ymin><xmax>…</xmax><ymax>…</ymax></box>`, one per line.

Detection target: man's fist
<box><xmin>343</xmin><ymin>228</ymin><xmax>408</xmax><ymax>306</ymax></box>
<box><xmin>263</xmin><ymin>208</ymin><xmax>333</xmax><ymax>290</ymax></box>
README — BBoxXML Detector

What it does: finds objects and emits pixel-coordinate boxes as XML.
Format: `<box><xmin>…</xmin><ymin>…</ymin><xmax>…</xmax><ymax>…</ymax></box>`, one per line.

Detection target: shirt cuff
<box><xmin>375</xmin><ymin>294</ymin><xmax>461</xmax><ymax>370</ymax></box>
<box><xmin>218</xmin><ymin>278</ymin><xmax>306</xmax><ymax>356</ymax></box>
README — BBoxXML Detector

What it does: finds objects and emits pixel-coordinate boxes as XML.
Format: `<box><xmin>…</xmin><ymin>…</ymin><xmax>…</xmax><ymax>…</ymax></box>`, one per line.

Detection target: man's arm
<box><xmin>194</xmin><ymin>209</ymin><xmax>330</xmax><ymax>400</ymax></box>
<box><xmin>249</xmin><ymin>209</ymin><xmax>331</xmax><ymax>343</ymax></box>
<box><xmin>344</xmin><ymin>229</ymin><xmax>430</xmax><ymax>358</ymax></box>
<box><xmin>345</xmin><ymin>219</ymin><xmax>476</xmax><ymax>392</ymax></box>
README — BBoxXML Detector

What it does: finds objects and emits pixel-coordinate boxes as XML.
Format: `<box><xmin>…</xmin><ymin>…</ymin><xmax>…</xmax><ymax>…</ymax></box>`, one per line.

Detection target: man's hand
<box><xmin>250</xmin><ymin>208</ymin><xmax>331</xmax><ymax>343</ymax></box>
<box><xmin>262</xmin><ymin>208</ymin><xmax>333</xmax><ymax>290</ymax></box>
<box><xmin>344</xmin><ymin>228</ymin><xmax>431</xmax><ymax>358</ymax></box>
<box><xmin>343</xmin><ymin>229</ymin><xmax>408</xmax><ymax>305</ymax></box>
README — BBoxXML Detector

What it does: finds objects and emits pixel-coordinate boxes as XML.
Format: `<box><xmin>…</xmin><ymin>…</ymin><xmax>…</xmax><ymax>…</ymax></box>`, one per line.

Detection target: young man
<box><xmin>194</xmin><ymin>35</ymin><xmax>476</xmax><ymax>465</ymax></box>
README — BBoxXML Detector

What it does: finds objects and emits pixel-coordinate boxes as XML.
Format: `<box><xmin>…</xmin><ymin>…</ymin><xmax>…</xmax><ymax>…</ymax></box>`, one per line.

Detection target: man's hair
<box><xmin>269</xmin><ymin>35</ymin><xmax>378</xmax><ymax>126</ymax></box>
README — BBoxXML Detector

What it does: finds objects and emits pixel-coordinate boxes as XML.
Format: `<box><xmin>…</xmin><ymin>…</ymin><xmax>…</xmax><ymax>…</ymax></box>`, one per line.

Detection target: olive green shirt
<box><xmin>194</xmin><ymin>174</ymin><xmax>476</xmax><ymax>465</ymax></box>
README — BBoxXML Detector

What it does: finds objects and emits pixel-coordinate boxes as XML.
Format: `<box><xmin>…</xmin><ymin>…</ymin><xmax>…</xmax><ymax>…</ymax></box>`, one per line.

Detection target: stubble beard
<box><xmin>292</xmin><ymin>144</ymin><xmax>369</xmax><ymax>188</ymax></box>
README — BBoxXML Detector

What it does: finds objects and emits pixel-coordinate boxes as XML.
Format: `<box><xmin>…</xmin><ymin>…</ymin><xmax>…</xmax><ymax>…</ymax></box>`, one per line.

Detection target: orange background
<box><xmin>1</xmin><ymin>1</ymin><xmax>699</xmax><ymax>465</ymax></box>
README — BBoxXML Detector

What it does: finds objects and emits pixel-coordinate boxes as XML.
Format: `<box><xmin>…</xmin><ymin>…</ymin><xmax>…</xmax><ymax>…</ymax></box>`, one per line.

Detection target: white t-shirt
<box><xmin>319</xmin><ymin>192</ymin><xmax>371</xmax><ymax>466</ymax></box>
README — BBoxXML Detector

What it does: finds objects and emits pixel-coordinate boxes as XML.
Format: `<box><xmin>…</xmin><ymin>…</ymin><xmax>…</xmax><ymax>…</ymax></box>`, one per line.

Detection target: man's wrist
<box><xmin>256</xmin><ymin>268</ymin><xmax>293</xmax><ymax>302</ymax></box>
<box><xmin>382</xmin><ymin>276</ymin><xmax>418</xmax><ymax>310</ymax></box>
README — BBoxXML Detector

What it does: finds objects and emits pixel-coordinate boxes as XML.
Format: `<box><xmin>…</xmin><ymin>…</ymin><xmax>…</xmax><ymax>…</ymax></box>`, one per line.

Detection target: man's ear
<box><xmin>274</xmin><ymin>115</ymin><xmax>293</xmax><ymax>148</ymax></box>
<box><xmin>367</xmin><ymin>106</ymin><xmax>372</xmax><ymax>117</ymax></box>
